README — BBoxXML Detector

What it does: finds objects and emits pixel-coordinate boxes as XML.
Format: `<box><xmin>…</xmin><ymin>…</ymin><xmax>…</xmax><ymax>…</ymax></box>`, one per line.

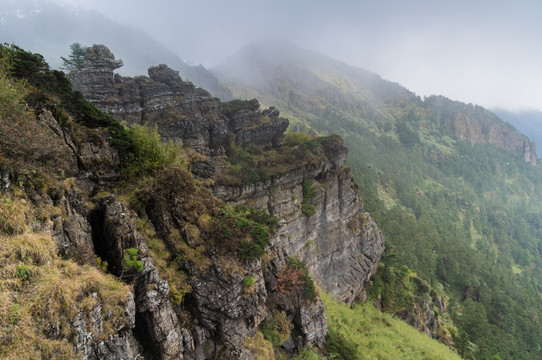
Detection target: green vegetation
<box><xmin>220</xmin><ymin>98</ymin><xmax>260</xmax><ymax>118</ymax></box>
<box><xmin>260</xmin><ymin>310</ymin><xmax>290</xmax><ymax>347</ymax></box>
<box><xmin>224</xmin><ymin>49</ymin><xmax>542</xmax><ymax>358</ymax></box>
<box><xmin>121</xmin><ymin>247</ymin><xmax>144</xmax><ymax>273</ymax></box>
<box><xmin>243</xmin><ymin>331</ymin><xmax>275</xmax><ymax>360</ymax></box>
<box><xmin>216</xmin><ymin>133</ymin><xmax>344</xmax><ymax>186</ymax></box>
<box><xmin>121</xmin><ymin>124</ymin><xmax>181</xmax><ymax>179</ymax></box>
<box><xmin>273</xmin><ymin>256</ymin><xmax>317</xmax><ymax>305</ymax></box>
<box><xmin>243</xmin><ymin>275</ymin><xmax>256</xmax><ymax>287</ymax></box>
<box><xmin>60</xmin><ymin>42</ymin><xmax>86</xmax><ymax>71</ymax></box>
<box><xmin>323</xmin><ymin>292</ymin><xmax>462</xmax><ymax>360</ymax></box>
<box><xmin>301</xmin><ymin>179</ymin><xmax>317</xmax><ymax>216</ymax></box>
<box><xmin>291</xmin><ymin>346</ymin><xmax>322</xmax><ymax>360</ymax></box>
<box><xmin>213</xmin><ymin>203</ymin><xmax>279</xmax><ymax>261</ymax></box>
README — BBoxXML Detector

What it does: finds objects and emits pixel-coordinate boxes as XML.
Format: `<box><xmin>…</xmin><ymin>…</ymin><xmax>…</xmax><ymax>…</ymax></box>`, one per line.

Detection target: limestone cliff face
<box><xmin>426</xmin><ymin>95</ymin><xmax>537</xmax><ymax>165</ymax></box>
<box><xmin>213</xmin><ymin>138</ymin><xmax>384</xmax><ymax>304</ymax></box>
<box><xmin>58</xmin><ymin>44</ymin><xmax>385</xmax><ymax>359</ymax></box>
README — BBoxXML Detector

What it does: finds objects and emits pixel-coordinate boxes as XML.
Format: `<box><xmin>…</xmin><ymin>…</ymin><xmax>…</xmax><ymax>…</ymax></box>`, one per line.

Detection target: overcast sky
<box><xmin>54</xmin><ymin>0</ymin><xmax>542</xmax><ymax>111</ymax></box>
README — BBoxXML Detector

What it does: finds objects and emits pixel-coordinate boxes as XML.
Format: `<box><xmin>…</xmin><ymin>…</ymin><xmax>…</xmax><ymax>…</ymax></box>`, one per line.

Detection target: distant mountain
<box><xmin>215</xmin><ymin>38</ymin><xmax>542</xmax><ymax>359</ymax></box>
<box><xmin>0</xmin><ymin>0</ymin><xmax>232</xmax><ymax>99</ymax></box>
<box><xmin>214</xmin><ymin>38</ymin><xmax>536</xmax><ymax>165</ymax></box>
<box><xmin>493</xmin><ymin>108</ymin><xmax>542</xmax><ymax>158</ymax></box>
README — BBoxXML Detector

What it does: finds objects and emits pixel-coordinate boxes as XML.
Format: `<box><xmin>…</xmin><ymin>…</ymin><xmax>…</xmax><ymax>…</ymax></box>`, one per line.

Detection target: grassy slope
<box><xmin>323</xmin><ymin>293</ymin><xmax>461</xmax><ymax>360</ymax></box>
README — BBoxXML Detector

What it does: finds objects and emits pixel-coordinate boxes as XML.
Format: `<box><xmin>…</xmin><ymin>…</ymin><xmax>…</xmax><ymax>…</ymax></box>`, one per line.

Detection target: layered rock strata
<box><xmin>214</xmin><ymin>138</ymin><xmax>384</xmax><ymax>304</ymax></box>
<box><xmin>70</xmin><ymin>45</ymin><xmax>288</xmax><ymax>156</ymax></box>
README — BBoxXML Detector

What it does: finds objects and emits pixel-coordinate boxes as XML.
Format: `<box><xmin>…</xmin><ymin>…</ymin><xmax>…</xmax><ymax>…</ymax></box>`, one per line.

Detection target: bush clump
<box><xmin>122</xmin><ymin>248</ymin><xmax>143</xmax><ymax>273</ymax></box>
<box><xmin>212</xmin><ymin>204</ymin><xmax>279</xmax><ymax>261</ymax></box>
<box><xmin>121</xmin><ymin>124</ymin><xmax>181</xmax><ymax>179</ymax></box>
<box><xmin>260</xmin><ymin>310</ymin><xmax>291</xmax><ymax>347</ymax></box>
<box><xmin>301</xmin><ymin>179</ymin><xmax>317</xmax><ymax>216</ymax></box>
<box><xmin>273</xmin><ymin>256</ymin><xmax>317</xmax><ymax>307</ymax></box>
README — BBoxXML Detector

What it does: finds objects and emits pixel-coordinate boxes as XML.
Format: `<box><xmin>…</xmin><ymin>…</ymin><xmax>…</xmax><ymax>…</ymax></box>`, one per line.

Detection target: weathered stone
<box><xmin>71</xmin><ymin>292</ymin><xmax>142</xmax><ymax>360</ymax></box>
<box><xmin>91</xmin><ymin>196</ymin><xmax>148</xmax><ymax>276</ymax></box>
<box><xmin>77</xmin><ymin>130</ymin><xmax>122</xmax><ymax>185</ymax></box>
<box><xmin>188</xmin><ymin>258</ymin><xmax>267</xmax><ymax>351</ymax></box>
<box><xmin>70</xmin><ymin>45</ymin><xmax>289</xmax><ymax>158</ymax></box>
<box><xmin>52</xmin><ymin>189</ymin><xmax>95</xmax><ymax>264</ymax></box>
<box><xmin>297</xmin><ymin>299</ymin><xmax>327</xmax><ymax>347</ymax></box>
<box><xmin>428</xmin><ymin>96</ymin><xmax>537</xmax><ymax>165</ymax></box>
<box><xmin>134</xmin><ymin>257</ymin><xmax>184</xmax><ymax>360</ymax></box>
<box><xmin>214</xmin><ymin>141</ymin><xmax>385</xmax><ymax>305</ymax></box>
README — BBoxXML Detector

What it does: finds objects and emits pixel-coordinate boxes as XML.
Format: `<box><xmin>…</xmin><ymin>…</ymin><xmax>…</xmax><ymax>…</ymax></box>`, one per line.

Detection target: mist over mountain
<box><xmin>3</xmin><ymin>2</ymin><xmax>542</xmax><ymax>358</ymax></box>
<box><xmin>215</xmin><ymin>38</ymin><xmax>537</xmax><ymax>165</ymax></box>
<box><xmin>0</xmin><ymin>0</ymin><xmax>232</xmax><ymax>99</ymax></box>
<box><xmin>215</xmin><ymin>37</ymin><xmax>542</xmax><ymax>359</ymax></box>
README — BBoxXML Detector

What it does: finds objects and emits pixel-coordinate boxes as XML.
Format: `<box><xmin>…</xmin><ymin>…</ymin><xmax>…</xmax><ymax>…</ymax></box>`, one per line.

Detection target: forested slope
<box><xmin>215</xmin><ymin>38</ymin><xmax>542</xmax><ymax>360</ymax></box>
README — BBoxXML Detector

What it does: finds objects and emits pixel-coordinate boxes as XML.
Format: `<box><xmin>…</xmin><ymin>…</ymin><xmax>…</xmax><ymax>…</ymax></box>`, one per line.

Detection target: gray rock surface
<box><xmin>71</xmin><ymin>292</ymin><xmax>142</xmax><ymax>359</ymax></box>
<box><xmin>63</xmin><ymin>45</ymin><xmax>387</xmax><ymax>358</ymax></box>
<box><xmin>214</xmin><ymin>140</ymin><xmax>385</xmax><ymax>305</ymax></box>
<box><xmin>70</xmin><ymin>45</ymin><xmax>289</xmax><ymax>157</ymax></box>
<box><xmin>134</xmin><ymin>257</ymin><xmax>184</xmax><ymax>360</ymax></box>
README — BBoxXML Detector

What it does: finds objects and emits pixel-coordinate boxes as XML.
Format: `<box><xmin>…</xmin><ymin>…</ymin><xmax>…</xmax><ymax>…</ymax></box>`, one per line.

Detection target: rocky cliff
<box><xmin>69</xmin><ymin>45</ymin><xmax>288</xmax><ymax>157</ymax></box>
<box><xmin>0</xmin><ymin>44</ymin><xmax>384</xmax><ymax>359</ymax></box>
<box><xmin>425</xmin><ymin>95</ymin><xmax>537</xmax><ymax>165</ymax></box>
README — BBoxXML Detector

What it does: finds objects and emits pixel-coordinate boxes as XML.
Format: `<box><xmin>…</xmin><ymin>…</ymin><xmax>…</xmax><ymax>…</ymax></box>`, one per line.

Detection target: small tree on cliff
<box><xmin>61</xmin><ymin>42</ymin><xmax>86</xmax><ymax>71</ymax></box>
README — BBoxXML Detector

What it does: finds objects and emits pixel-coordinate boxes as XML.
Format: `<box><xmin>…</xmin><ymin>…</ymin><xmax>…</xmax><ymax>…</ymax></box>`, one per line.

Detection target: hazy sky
<box><xmin>56</xmin><ymin>0</ymin><xmax>542</xmax><ymax>111</ymax></box>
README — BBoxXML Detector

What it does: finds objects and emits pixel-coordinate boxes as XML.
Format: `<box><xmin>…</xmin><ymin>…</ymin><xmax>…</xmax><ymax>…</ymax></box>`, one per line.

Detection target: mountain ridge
<box><xmin>213</xmin><ymin>37</ymin><xmax>542</xmax><ymax>359</ymax></box>
<box><xmin>214</xmin><ymin>38</ymin><xmax>537</xmax><ymax>166</ymax></box>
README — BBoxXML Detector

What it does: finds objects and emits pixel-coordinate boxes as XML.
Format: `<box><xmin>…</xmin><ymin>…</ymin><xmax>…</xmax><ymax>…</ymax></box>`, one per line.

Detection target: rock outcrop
<box><xmin>214</xmin><ymin>136</ymin><xmax>385</xmax><ymax>304</ymax></box>
<box><xmin>70</xmin><ymin>45</ymin><xmax>288</xmax><ymax>156</ymax></box>
<box><xmin>48</xmin><ymin>44</ymin><xmax>385</xmax><ymax>358</ymax></box>
<box><xmin>426</xmin><ymin>95</ymin><xmax>537</xmax><ymax>165</ymax></box>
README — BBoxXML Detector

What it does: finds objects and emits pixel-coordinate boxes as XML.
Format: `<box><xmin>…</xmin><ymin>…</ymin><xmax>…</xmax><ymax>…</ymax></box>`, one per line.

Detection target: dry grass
<box><xmin>0</xmin><ymin>194</ymin><xmax>32</xmax><ymax>235</ymax></box>
<box><xmin>0</xmin><ymin>232</ymin><xmax>132</xmax><ymax>359</ymax></box>
<box><xmin>138</xmin><ymin>219</ymin><xmax>193</xmax><ymax>306</ymax></box>
<box><xmin>243</xmin><ymin>331</ymin><xmax>275</xmax><ymax>360</ymax></box>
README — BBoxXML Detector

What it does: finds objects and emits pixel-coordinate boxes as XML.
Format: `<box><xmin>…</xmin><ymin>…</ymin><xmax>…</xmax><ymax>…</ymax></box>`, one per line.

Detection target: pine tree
<box><xmin>60</xmin><ymin>43</ymin><xmax>86</xmax><ymax>71</ymax></box>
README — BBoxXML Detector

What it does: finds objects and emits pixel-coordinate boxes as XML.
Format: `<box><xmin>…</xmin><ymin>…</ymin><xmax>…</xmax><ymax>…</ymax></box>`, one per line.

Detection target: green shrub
<box><xmin>284</xmin><ymin>132</ymin><xmax>314</xmax><ymax>145</ymax></box>
<box><xmin>274</xmin><ymin>256</ymin><xmax>317</xmax><ymax>303</ymax></box>
<box><xmin>122</xmin><ymin>125</ymin><xmax>180</xmax><ymax>179</ymax></box>
<box><xmin>302</xmin><ymin>179</ymin><xmax>317</xmax><ymax>201</ymax></box>
<box><xmin>213</xmin><ymin>204</ymin><xmax>279</xmax><ymax>261</ymax></box>
<box><xmin>260</xmin><ymin>310</ymin><xmax>290</xmax><ymax>347</ymax></box>
<box><xmin>122</xmin><ymin>248</ymin><xmax>143</xmax><ymax>273</ymax></box>
<box><xmin>15</xmin><ymin>263</ymin><xmax>31</xmax><ymax>280</ymax></box>
<box><xmin>291</xmin><ymin>346</ymin><xmax>322</xmax><ymax>360</ymax></box>
<box><xmin>301</xmin><ymin>179</ymin><xmax>317</xmax><ymax>216</ymax></box>
<box><xmin>243</xmin><ymin>276</ymin><xmax>255</xmax><ymax>287</ymax></box>
<box><xmin>301</xmin><ymin>203</ymin><xmax>317</xmax><ymax>216</ymax></box>
<box><xmin>0</xmin><ymin>46</ymin><xmax>29</xmax><ymax>118</ymax></box>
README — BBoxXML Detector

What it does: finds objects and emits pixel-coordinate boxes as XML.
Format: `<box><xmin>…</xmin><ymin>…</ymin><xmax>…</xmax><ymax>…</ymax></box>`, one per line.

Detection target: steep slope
<box><xmin>69</xmin><ymin>44</ymin><xmax>385</xmax><ymax>306</ymax></box>
<box><xmin>1</xmin><ymin>44</ymin><xmax>388</xmax><ymax>359</ymax></box>
<box><xmin>494</xmin><ymin>108</ymin><xmax>542</xmax><ymax>158</ymax></box>
<box><xmin>214</xmin><ymin>38</ymin><xmax>542</xmax><ymax>359</ymax></box>
<box><xmin>0</xmin><ymin>0</ymin><xmax>232</xmax><ymax>100</ymax></box>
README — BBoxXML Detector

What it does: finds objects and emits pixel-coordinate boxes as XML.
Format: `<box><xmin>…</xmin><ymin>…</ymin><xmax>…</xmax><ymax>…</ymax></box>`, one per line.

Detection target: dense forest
<box><xmin>216</xmin><ymin>39</ymin><xmax>542</xmax><ymax>359</ymax></box>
